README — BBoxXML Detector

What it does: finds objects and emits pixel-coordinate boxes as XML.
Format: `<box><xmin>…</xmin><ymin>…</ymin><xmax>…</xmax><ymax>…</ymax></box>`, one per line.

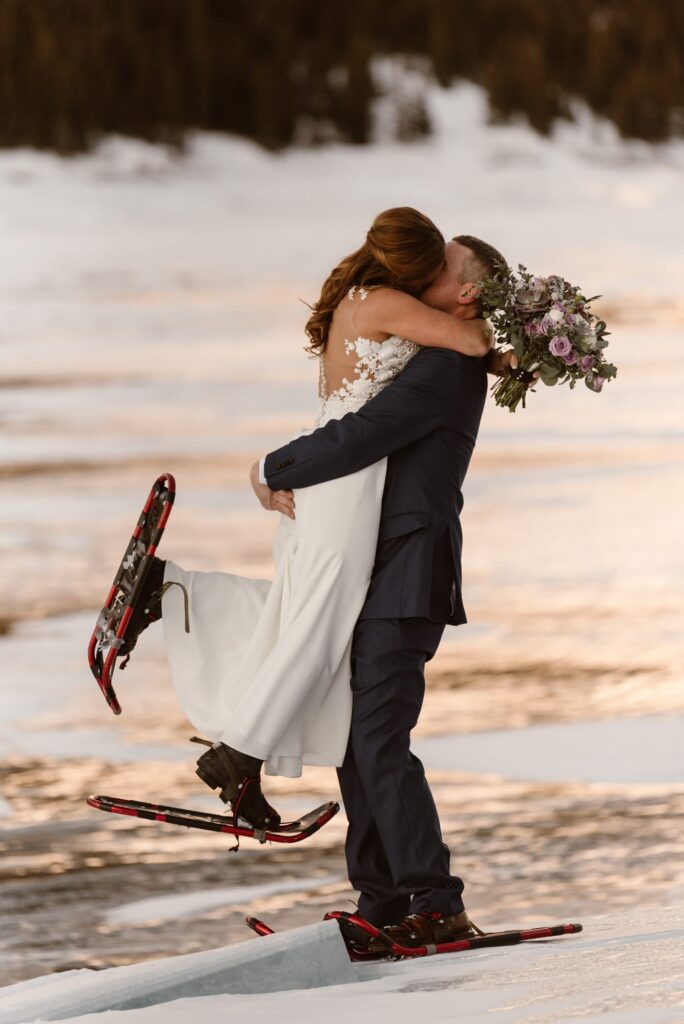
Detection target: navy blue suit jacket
<box><xmin>264</xmin><ymin>347</ymin><xmax>487</xmax><ymax>625</ymax></box>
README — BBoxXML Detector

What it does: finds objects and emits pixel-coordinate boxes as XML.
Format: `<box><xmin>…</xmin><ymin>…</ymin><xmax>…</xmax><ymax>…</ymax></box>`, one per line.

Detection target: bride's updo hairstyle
<box><xmin>304</xmin><ymin>207</ymin><xmax>445</xmax><ymax>354</ymax></box>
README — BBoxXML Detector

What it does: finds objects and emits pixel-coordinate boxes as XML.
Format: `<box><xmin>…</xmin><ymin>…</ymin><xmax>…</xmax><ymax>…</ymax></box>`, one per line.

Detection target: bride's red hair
<box><xmin>304</xmin><ymin>207</ymin><xmax>445</xmax><ymax>354</ymax></box>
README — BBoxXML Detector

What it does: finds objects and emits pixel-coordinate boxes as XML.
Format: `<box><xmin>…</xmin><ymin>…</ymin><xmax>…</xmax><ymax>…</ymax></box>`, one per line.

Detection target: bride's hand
<box><xmin>250</xmin><ymin>462</ymin><xmax>296</xmax><ymax>519</ymax></box>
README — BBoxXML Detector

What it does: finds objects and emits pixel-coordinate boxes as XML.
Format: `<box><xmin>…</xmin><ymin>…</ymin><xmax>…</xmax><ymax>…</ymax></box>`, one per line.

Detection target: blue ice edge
<box><xmin>0</xmin><ymin>920</ymin><xmax>370</xmax><ymax>1023</ymax></box>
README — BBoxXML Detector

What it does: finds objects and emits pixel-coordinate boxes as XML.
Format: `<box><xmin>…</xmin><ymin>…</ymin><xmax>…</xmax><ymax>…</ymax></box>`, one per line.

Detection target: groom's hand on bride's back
<box><xmin>250</xmin><ymin>461</ymin><xmax>296</xmax><ymax>518</ymax></box>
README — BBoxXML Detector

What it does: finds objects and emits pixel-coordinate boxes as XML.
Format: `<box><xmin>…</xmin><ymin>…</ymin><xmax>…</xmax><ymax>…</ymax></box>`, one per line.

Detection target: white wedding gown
<box><xmin>161</xmin><ymin>293</ymin><xmax>420</xmax><ymax>779</ymax></box>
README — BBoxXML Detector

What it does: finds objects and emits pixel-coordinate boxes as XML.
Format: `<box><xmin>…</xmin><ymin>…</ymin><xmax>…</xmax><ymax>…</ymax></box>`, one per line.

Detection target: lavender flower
<box><xmin>580</xmin><ymin>354</ymin><xmax>596</xmax><ymax>373</ymax></box>
<box><xmin>549</xmin><ymin>335</ymin><xmax>572</xmax><ymax>357</ymax></box>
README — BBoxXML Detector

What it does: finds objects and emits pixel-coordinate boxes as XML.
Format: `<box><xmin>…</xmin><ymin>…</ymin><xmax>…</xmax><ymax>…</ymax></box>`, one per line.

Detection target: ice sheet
<box><xmin>414</xmin><ymin>714</ymin><xmax>684</xmax><ymax>785</ymax></box>
<box><xmin>106</xmin><ymin>874</ymin><xmax>341</xmax><ymax>925</ymax></box>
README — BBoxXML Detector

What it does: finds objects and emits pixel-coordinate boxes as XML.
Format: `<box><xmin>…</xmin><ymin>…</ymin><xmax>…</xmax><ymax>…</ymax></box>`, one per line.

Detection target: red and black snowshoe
<box><xmin>87</xmin><ymin>794</ymin><xmax>339</xmax><ymax>847</ymax></box>
<box><xmin>246</xmin><ymin>910</ymin><xmax>583</xmax><ymax>961</ymax></box>
<box><xmin>87</xmin><ymin>472</ymin><xmax>183</xmax><ymax>714</ymax></box>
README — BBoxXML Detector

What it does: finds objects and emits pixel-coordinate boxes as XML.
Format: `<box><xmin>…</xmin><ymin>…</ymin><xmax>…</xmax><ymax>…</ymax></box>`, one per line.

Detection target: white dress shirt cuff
<box><xmin>258</xmin><ymin>457</ymin><xmax>267</xmax><ymax>485</ymax></box>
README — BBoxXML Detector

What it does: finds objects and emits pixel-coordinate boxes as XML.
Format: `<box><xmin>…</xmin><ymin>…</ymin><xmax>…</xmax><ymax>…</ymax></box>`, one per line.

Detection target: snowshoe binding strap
<box><xmin>157</xmin><ymin>580</ymin><xmax>190</xmax><ymax>633</ymax></box>
<box><xmin>192</xmin><ymin>740</ymin><xmax>282</xmax><ymax>833</ymax></box>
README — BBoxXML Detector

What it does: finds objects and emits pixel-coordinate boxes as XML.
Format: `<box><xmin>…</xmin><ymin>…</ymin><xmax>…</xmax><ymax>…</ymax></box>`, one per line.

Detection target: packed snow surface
<box><xmin>1</xmin><ymin>905</ymin><xmax>683</xmax><ymax>1024</ymax></box>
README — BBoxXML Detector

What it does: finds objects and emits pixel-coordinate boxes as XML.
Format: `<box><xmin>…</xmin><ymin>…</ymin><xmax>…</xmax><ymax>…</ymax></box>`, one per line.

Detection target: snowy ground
<box><xmin>1</xmin><ymin>77</ymin><xmax>683</xmax><ymax>1013</ymax></box>
<box><xmin>2</xmin><ymin>905</ymin><xmax>683</xmax><ymax>1024</ymax></box>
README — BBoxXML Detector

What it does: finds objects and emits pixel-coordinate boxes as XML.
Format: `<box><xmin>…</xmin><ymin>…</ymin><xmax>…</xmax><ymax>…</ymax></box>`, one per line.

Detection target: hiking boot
<box><xmin>194</xmin><ymin>738</ymin><xmax>282</xmax><ymax>831</ymax></box>
<box><xmin>369</xmin><ymin>909</ymin><xmax>485</xmax><ymax>953</ymax></box>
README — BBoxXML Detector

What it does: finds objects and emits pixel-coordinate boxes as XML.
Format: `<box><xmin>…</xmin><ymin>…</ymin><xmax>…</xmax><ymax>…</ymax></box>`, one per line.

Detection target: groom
<box><xmin>252</xmin><ymin>235</ymin><xmax>519</xmax><ymax>949</ymax></box>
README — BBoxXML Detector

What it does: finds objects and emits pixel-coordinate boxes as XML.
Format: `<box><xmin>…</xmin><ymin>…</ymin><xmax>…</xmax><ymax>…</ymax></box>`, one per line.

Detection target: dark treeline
<box><xmin>1</xmin><ymin>0</ymin><xmax>682</xmax><ymax>154</ymax></box>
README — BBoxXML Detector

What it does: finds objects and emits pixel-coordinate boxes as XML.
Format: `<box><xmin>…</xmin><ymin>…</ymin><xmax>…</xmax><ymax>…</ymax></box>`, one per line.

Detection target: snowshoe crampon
<box><xmin>87</xmin><ymin>472</ymin><xmax>176</xmax><ymax>715</ymax></box>
<box><xmin>86</xmin><ymin>794</ymin><xmax>339</xmax><ymax>846</ymax></box>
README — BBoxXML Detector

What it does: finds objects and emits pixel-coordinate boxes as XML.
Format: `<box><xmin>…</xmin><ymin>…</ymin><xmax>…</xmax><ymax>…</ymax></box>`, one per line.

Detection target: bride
<box><xmin>119</xmin><ymin>207</ymin><xmax>494</xmax><ymax>830</ymax></box>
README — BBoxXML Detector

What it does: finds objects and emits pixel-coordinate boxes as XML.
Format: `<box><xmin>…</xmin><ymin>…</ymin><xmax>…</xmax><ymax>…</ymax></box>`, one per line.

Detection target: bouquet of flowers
<box><xmin>479</xmin><ymin>265</ymin><xmax>617</xmax><ymax>412</ymax></box>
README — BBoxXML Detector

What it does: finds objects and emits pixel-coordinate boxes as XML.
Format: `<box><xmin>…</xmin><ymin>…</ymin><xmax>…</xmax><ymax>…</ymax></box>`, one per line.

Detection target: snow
<box><xmin>1</xmin><ymin>77</ymin><xmax>683</xmax><ymax>686</ymax></box>
<box><xmin>2</xmin><ymin>77</ymin><xmax>684</xmax><ymax>1018</ymax></box>
<box><xmin>414</xmin><ymin>713</ymin><xmax>684</xmax><ymax>785</ymax></box>
<box><xmin>105</xmin><ymin>875</ymin><xmax>341</xmax><ymax>925</ymax></box>
<box><xmin>0</xmin><ymin>920</ymin><xmax>357</xmax><ymax>1023</ymax></box>
<box><xmin>2</xmin><ymin>82</ymin><xmax>684</xmax><ymax>313</ymax></box>
<box><xmin>2</xmin><ymin>906</ymin><xmax>683</xmax><ymax>1024</ymax></box>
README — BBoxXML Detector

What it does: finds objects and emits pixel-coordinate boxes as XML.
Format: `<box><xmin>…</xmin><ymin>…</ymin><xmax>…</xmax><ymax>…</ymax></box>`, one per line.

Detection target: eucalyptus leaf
<box><xmin>539</xmin><ymin>363</ymin><xmax>561</xmax><ymax>383</ymax></box>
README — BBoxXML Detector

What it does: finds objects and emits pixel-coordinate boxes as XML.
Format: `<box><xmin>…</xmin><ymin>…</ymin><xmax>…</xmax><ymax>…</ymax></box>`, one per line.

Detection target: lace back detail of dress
<box><xmin>316</xmin><ymin>285</ymin><xmax>419</xmax><ymax>425</ymax></box>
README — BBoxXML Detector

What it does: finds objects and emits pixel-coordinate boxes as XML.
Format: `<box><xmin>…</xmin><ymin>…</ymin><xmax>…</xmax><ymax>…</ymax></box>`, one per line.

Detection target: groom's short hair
<box><xmin>453</xmin><ymin>235</ymin><xmax>508</xmax><ymax>282</ymax></box>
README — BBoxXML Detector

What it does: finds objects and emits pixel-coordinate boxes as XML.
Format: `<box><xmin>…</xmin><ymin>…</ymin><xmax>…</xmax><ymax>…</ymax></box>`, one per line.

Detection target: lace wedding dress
<box><xmin>161</xmin><ymin>287</ymin><xmax>419</xmax><ymax>778</ymax></box>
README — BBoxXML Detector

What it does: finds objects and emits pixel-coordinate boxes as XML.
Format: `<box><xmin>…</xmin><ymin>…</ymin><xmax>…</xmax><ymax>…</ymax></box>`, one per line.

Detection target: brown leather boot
<box><xmin>369</xmin><ymin>909</ymin><xmax>485</xmax><ymax>953</ymax></box>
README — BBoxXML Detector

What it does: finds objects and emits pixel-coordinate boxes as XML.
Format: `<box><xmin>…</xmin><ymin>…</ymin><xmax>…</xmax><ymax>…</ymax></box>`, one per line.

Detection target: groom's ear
<box><xmin>457</xmin><ymin>281</ymin><xmax>481</xmax><ymax>304</ymax></box>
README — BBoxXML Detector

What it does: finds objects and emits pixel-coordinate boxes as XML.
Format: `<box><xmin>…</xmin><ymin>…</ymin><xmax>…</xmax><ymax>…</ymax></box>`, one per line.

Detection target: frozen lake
<box><xmin>1</xmin><ymin>81</ymin><xmax>683</xmax><ymax>988</ymax></box>
<box><xmin>415</xmin><ymin>713</ymin><xmax>684</xmax><ymax>785</ymax></box>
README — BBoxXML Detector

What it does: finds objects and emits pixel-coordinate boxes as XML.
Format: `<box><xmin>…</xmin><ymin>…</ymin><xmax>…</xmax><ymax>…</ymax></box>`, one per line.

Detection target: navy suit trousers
<box><xmin>336</xmin><ymin>617</ymin><xmax>466</xmax><ymax>926</ymax></box>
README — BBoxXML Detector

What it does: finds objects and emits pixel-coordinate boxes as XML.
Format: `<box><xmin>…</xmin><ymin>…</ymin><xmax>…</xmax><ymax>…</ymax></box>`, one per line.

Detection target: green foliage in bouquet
<box><xmin>479</xmin><ymin>265</ymin><xmax>617</xmax><ymax>412</ymax></box>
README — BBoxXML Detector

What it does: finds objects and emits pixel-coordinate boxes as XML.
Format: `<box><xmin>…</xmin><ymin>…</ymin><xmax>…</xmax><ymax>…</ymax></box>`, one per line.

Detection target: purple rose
<box><xmin>580</xmin><ymin>354</ymin><xmax>596</xmax><ymax>372</ymax></box>
<box><xmin>563</xmin><ymin>348</ymin><xmax>579</xmax><ymax>365</ymax></box>
<box><xmin>549</xmin><ymin>335</ymin><xmax>572</xmax><ymax>358</ymax></box>
<box><xmin>586</xmin><ymin>373</ymin><xmax>604</xmax><ymax>393</ymax></box>
<box><xmin>525</xmin><ymin>320</ymin><xmax>543</xmax><ymax>337</ymax></box>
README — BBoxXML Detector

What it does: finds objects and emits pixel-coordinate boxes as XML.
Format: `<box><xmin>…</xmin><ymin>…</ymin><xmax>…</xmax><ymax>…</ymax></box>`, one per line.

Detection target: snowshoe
<box><xmin>88</xmin><ymin>472</ymin><xmax>188</xmax><ymax>714</ymax></box>
<box><xmin>87</xmin><ymin>794</ymin><xmax>338</xmax><ymax>847</ymax></box>
<box><xmin>246</xmin><ymin>911</ymin><xmax>583</xmax><ymax>961</ymax></box>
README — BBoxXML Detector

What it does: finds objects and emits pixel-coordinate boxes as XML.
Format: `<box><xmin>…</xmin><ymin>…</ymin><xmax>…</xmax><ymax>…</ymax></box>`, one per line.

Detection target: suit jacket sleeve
<box><xmin>264</xmin><ymin>348</ymin><xmax>471</xmax><ymax>490</ymax></box>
